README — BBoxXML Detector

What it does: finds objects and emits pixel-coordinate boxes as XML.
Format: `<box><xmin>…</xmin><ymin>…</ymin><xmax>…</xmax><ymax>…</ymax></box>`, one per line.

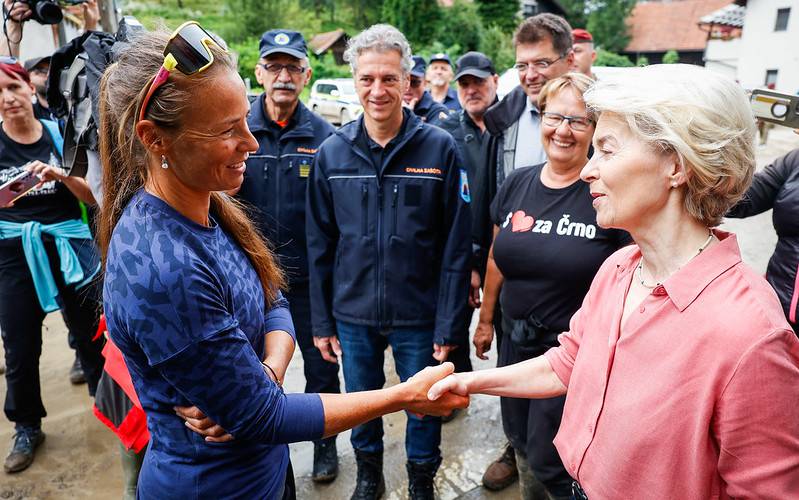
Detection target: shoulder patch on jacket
<box><xmin>459</xmin><ymin>169</ymin><xmax>471</xmax><ymax>203</ymax></box>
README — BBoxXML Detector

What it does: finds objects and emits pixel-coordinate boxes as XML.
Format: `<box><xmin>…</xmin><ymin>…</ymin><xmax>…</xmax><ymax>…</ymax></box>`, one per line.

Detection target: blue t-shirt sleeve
<box><xmin>157</xmin><ymin>329</ymin><xmax>325</xmax><ymax>444</ymax></box>
<box><xmin>265</xmin><ymin>291</ymin><xmax>296</xmax><ymax>342</ymax></box>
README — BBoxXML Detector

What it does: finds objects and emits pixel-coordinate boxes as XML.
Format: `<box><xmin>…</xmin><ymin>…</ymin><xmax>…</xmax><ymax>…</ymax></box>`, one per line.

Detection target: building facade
<box><xmin>736</xmin><ymin>0</ymin><xmax>799</xmax><ymax>92</ymax></box>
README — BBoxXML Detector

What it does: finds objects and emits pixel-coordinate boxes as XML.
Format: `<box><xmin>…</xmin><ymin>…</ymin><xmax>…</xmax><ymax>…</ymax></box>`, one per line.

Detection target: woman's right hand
<box><xmin>401</xmin><ymin>363</ymin><xmax>469</xmax><ymax>417</ymax></box>
<box><xmin>473</xmin><ymin>319</ymin><xmax>495</xmax><ymax>360</ymax></box>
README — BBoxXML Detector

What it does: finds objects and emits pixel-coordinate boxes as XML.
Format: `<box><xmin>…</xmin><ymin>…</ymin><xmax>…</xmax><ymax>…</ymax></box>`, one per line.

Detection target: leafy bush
<box><xmin>309</xmin><ymin>53</ymin><xmax>351</xmax><ymax>82</ymax></box>
<box><xmin>228</xmin><ymin>36</ymin><xmax>262</xmax><ymax>91</ymax></box>
<box><xmin>635</xmin><ymin>55</ymin><xmax>649</xmax><ymax>67</ymax></box>
<box><xmin>662</xmin><ymin>50</ymin><xmax>679</xmax><ymax>64</ymax></box>
<box><xmin>594</xmin><ymin>49</ymin><xmax>633</xmax><ymax>67</ymax></box>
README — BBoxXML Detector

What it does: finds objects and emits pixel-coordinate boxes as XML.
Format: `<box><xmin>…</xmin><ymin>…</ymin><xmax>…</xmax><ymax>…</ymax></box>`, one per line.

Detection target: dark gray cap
<box><xmin>23</xmin><ymin>55</ymin><xmax>51</xmax><ymax>72</ymax></box>
<box><xmin>454</xmin><ymin>51</ymin><xmax>496</xmax><ymax>80</ymax></box>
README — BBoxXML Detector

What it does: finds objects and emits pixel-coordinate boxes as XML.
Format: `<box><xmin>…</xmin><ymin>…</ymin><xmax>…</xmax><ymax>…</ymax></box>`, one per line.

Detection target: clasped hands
<box><xmin>175</xmin><ymin>362</ymin><xmax>471</xmax><ymax>443</ymax></box>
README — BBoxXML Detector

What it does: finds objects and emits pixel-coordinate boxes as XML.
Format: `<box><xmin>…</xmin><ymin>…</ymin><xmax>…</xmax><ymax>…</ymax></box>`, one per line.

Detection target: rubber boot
<box><xmin>120</xmin><ymin>443</ymin><xmax>145</xmax><ymax>500</ymax></box>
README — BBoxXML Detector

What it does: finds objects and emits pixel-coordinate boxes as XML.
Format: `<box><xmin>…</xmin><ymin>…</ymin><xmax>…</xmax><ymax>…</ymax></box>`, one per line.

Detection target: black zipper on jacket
<box><xmin>391</xmin><ymin>183</ymin><xmax>398</xmax><ymax>235</ymax></box>
<box><xmin>361</xmin><ymin>184</ymin><xmax>368</xmax><ymax>235</ymax></box>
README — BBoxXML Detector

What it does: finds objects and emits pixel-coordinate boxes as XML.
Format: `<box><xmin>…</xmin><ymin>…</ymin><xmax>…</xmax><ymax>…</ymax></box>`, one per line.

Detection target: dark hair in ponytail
<box><xmin>98</xmin><ymin>30</ymin><xmax>285</xmax><ymax>304</ymax></box>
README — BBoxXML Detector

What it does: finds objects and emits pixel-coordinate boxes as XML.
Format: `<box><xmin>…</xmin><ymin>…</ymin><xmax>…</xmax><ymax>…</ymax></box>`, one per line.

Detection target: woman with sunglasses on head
<box><xmin>0</xmin><ymin>58</ymin><xmax>103</xmax><ymax>473</ymax></box>
<box><xmin>471</xmin><ymin>72</ymin><xmax>630</xmax><ymax>500</ymax></box>
<box><xmin>431</xmin><ymin>65</ymin><xmax>799</xmax><ymax>498</ymax></box>
<box><xmin>97</xmin><ymin>25</ymin><xmax>467</xmax><ymax>499</ymax></box>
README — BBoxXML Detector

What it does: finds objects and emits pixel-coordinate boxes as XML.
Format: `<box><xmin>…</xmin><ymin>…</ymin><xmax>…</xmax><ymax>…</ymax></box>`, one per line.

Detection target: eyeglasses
<box><xmin>259</xmin><ymin>63</ymin><xmax>306</xmax><ymax>75</ymax></box>
<box><xmin>514</xmin><ymin>54</ymin><xmax>567</xmax><ymax>73</ymax></box>
<box><xmin>542</xmin><ymin>111</ymin><xmax>594</xmax><ymax>132</ymax></box>
<box><xmin>138</xmin><ymin>21</ymin><xmax>226</xmax><ymax>122</ymax></box>
<box><xmin>409</xmin><ymin>77</ymin><xmax>424</xmax><ymax>88</ymax></box>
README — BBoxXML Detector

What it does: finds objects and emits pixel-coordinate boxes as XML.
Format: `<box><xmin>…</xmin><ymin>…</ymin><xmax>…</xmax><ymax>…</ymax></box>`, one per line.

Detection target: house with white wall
<box><xmin>736</xmin><ymin>0</ymin><xmax>799</xmax><ymax>93</ymax></box>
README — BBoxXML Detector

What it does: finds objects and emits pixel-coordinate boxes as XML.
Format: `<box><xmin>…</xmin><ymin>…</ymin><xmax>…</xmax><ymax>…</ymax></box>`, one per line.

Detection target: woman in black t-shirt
<box><xmin>475</xmin><ymin>73</ymin><xmax>630</xmax><ymax>499</ymax></box>
<box><xmin>0</xmin><ymin>59</ymin><xmax>103</xmax><ymax>474</ymax></box>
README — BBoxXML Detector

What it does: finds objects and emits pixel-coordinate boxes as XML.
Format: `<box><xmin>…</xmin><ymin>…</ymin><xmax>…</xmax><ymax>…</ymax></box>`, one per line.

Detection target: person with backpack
<box><xmin>0</xmin><ymin>58</ymin><xmax>103</xmax><ymax>474</ymax></box>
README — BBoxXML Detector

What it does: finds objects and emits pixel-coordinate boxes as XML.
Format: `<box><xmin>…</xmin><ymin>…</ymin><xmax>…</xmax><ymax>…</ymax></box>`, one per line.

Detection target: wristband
<box><xmin>261</xmin><ymin>361</ymin><xmax>281</xmax><ymax>387</ymax></box>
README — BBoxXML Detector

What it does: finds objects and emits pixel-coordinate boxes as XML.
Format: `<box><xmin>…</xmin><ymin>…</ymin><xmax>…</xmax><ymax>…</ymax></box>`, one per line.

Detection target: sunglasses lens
<box><xmin>167</xmin><ymin>23</ymin><xmax>215</xmax><ymax>74</ymax></box>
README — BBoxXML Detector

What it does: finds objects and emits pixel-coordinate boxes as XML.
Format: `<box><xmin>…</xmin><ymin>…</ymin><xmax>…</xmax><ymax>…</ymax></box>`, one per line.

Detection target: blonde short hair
<box><xmin>583</xmin><ymin>64</ymin><xmax>756</xmax><ymax>226</ymax></box>
<box><xmin>538</xmin><ymin>72</ymin><xmax>595</xmax><ymax>119</ymax></box>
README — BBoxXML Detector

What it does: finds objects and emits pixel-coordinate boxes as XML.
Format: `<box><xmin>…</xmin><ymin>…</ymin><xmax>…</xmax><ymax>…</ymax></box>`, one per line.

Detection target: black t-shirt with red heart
<box><xmin>490</xmin><ymin>163</ymin><xmax>631</xmax><ymax>330</ymax></box>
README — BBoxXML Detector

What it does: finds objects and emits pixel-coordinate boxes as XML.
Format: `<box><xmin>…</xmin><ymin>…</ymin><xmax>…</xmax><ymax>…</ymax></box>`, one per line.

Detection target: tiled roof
<box><xmin>699</xmin><ymin>3</ymin><xmax>746</xmax><ymax>27</ymax></box>
<box><xmin>625</xmin><ymin>0</ymin><xmax>734</xmax><ymax>52</ymax></box>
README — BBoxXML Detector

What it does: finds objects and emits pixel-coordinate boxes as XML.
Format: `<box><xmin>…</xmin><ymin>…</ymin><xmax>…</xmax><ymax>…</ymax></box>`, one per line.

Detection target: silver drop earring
<box><xmin>161</xmin><ymin>155</ymin><xmax>169</xmax><ymax>169</ymax></box>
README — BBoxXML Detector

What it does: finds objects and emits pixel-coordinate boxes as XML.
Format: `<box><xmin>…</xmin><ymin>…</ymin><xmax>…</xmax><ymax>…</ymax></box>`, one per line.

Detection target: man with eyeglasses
<box><xmin>471</xmin><ymin>13</ymin><xmax>575</xmax><ymax>494</ymax></box>
<box><xmin>403</xmin><ymin>55</ymin><xmax>449</xmax><ymax>126</ymax></box>
<box><xmin>233</xmin><ymin>29</ymin><xmax>342</xmax><ymax>484</ymax></box>
<box><xmin>23</xmin><ymin>57</ymin><xmax>58</xmax><ymax>122</ymax></box>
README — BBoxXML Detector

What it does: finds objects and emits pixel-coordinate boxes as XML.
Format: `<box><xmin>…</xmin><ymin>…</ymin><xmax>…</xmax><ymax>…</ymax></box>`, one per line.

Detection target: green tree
<box><xmin>593</xmin><ymin>49</ymin><xmax>633</xmax><ymax>67</ymax></box>
<box><xmin>475</xmin><ymin>0</ymin><xmax>519</xmax><ymax>33</ymax></box>
<box><xmin>479</xmin><ymin>24</ymin><xmax>515</xmax><ymax>71</ymax></box>
<box><xmin>560</xmin><ymin>0</ymin><xmax>588</xmax><ymax>29</ymax></box>
<box><xmin>435</xmin><ymin>0</ymin><xmax>484</xmax><ymax>53</ymax></box>
<box><xmin>382</xmin><ymin>0</ymin><xmax>442</xmax><ymax>47</ymax></box>
<box><xmin>223</xmin><ymin>0</ymin><xmax>288</xmax><ymax>41</ymax></box>
<box><xmin>586</xmin><ymin>0</ymin><xmax>636</xmax><ymax>53</ymax></box>
<box><xmin>662</xmin><ymin>49</ymin><xmax>679</xmax><ymax>64</ymax></box>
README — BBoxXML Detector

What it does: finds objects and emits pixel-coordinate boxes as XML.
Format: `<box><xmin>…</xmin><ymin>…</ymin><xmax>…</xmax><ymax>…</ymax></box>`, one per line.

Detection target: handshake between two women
<box><xmin>177</xmin><ymin>362</ymin><xmax>476</xmax><ymax>443</ymax></box>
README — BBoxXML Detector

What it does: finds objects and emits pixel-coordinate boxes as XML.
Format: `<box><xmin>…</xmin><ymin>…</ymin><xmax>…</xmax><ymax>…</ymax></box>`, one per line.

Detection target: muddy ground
<box><xmin>1</xmin><ymin>127</ymin><xmax>795</xmax><ymax>499</ymax></box>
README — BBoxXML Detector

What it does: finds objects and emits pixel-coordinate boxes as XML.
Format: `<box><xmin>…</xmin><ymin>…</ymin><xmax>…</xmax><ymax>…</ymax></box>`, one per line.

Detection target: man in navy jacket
<box><xmin>306</xmin><ymin>24</ymin><xmax>472</xmax><ymax>500</ymax></box>
<box><xmin>234</xmin><ymin>29</ymin><xmax>341</xmax><ymax>483</ymax></box>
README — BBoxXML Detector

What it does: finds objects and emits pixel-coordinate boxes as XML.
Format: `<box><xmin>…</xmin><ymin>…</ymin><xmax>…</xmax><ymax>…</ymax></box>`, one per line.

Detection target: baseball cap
<box><xmin>454</xmin><ymin>51</ymin><xmax>496</xmax><ymax>81</ymax></box>
<box><xmin>429</xmin><ymin>52</ymin><xmax>452</xmax><ymax>66</ymax></box>
<box><xmin>259</xmin><ymin>30</ymin><xmax>308</xmax><ymax>60</ymax></box>
<box><xmin>23</xmin><ymin>55</ymin><xmax>51</xmax><ymax>72</ymax></box>
<box><xmin>572</xmin><ymin>29</ymin><xmax>593</xmax><ymax>44</ymax></box>
<box><xmin>410</xmin><ymin>55</ymin><xmax>427</xmax><ymax>78</ymax></box>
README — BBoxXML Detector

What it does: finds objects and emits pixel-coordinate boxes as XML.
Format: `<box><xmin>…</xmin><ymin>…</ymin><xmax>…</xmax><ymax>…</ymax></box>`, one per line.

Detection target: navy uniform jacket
<box><xmin>237</xmin><ymin>94</ymin><xmax>335</xmax><ymax>284</ymax></box>
<box><xmin>439</xmin><ymin>88</ymin><xmax>461</xmax><ymax>112</ymax></box>
<box><xmin>414</xmin><ymin>91</ymin><xmax>450</xmax><ymax>127</ymax></box>
<box><xmin>306</xmin><ymin>110</ymin><xmax>472</xmax><ymax>346</ymax></box>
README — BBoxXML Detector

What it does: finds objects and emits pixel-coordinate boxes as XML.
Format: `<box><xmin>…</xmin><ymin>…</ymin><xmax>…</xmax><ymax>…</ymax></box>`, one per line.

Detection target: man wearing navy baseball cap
<box><xmin>402</xmin><ymin>55</ymin><xmax>449</xmax><ymax>126</ymax></box>
<box><xmin>235</xmin><ymin>29</ymin><xmax>342</xmax><ymax>484</ymax></box>
<box><xmin>428</xmin><ymin>52</ymin><xmax>460</xmax><ymax>112</ymax></box>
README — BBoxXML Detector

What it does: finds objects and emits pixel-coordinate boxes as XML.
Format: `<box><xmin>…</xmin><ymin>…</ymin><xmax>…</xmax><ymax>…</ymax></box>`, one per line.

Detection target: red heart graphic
<box><xmin>510</xmin><ymin>210</ymin><xmax>534</xmax><ymax>233</ymax></box>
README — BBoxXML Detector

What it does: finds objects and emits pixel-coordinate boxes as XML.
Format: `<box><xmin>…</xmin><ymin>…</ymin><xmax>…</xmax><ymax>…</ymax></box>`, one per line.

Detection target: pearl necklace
<box><xmin>637</xmin><ymin>230</ymin><xmax>715</xmax><ymax>289</ymax></box>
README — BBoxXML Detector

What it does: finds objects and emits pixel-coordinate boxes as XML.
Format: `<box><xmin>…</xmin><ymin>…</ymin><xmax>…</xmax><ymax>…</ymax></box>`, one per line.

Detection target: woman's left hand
<box><xmin>174</xmin><ymin>406</ymin><xmax>234</xmax><ymax>443</ymax></box>
<box><xmin>26</xmin><ymin>160</ymin><xmax>68</xmax><ymax>185</ymax></box>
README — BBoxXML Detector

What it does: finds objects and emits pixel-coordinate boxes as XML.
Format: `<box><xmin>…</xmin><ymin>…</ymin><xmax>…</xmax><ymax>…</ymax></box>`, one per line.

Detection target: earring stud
<box><xmin>161</xmin><ymin>155</ymin><xmax>169</xmax><ymax>169</ymax></box>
